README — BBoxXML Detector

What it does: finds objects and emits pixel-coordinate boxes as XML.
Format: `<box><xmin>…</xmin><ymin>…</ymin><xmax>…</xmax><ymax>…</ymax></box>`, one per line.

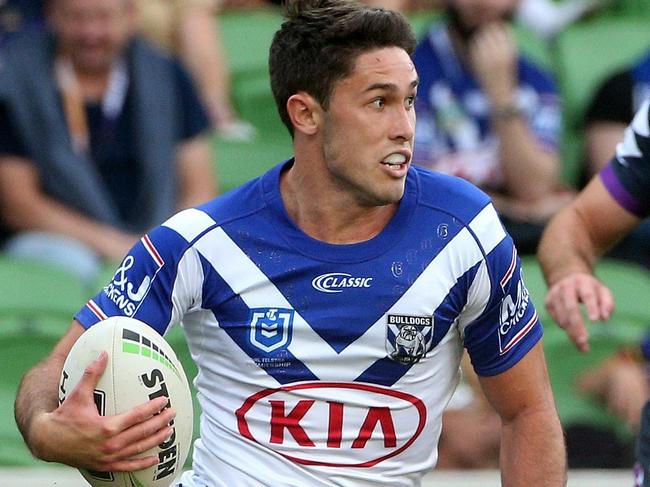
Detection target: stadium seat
<box><xmin>214</xmin><ymin>135</ymin><xmax>292</xmax><ymax>192</ymax></box>
<box><xmin>0</xmin><ymin>322</ymin><xmax>67</xmax><ymax>466</ymax></box>
<box><xmin>0</xmin><ymin>257</ymin><xmax>86</xmax><ymax>466</ymax></box>
<box><xmin>0</xmin><ymin>256</ymin><xmax>86</xmax><ymax>326</ymax></box>
<box><xmin>553</xmin><ymin>18</ymin><xmax>650</xmax><ymax>185</ymax></box>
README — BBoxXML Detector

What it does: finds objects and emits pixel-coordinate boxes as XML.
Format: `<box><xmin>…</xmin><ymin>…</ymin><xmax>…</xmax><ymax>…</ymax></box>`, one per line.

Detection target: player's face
<box><xmin>51</xmin><ymin>0</ymin><xmax>135</xmax><ymax>74</ymax></box>
<box><xmin>320</xmin><ymin>47</ymin><xmax>418</xmax><ymax>207</ymax></box>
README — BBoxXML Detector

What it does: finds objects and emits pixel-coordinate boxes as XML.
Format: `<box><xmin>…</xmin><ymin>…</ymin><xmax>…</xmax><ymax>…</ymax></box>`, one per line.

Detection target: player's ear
<box><xmin>287</xmin><ymin>92</ymin><xmax>322</xmax><ymax>136</ymax></box>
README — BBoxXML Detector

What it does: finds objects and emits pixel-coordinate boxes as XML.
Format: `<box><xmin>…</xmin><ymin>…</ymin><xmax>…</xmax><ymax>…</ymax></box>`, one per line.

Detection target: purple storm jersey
<box><xmin>600</xmin><ymin>98</ymin><xmax>650</xmax><ymax>218</ymax></box>
<box><xmin>75</xmin><ymin>161</ymin><xmax>542</xmax><ymax>487</ymax></box>
<box><xmin>412</xmin><ymin>23</ymin><xmax>561</xmax><ymax>192</ymax></box>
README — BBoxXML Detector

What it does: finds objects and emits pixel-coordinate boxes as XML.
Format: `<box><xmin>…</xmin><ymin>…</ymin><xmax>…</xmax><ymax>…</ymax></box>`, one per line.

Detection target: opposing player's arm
<box><xmin>538</xmin><ymin>176</ymin><xmax>639</xmax><ymax>351</ymax></box>
<box><xmin>14</xmin><ymin>320</ymin><xmax>173</xmax><ymax>471</ymax></box>
<box><xmin>478</xmin><ymin>341</ymin><xmax>566</xmax><ymax>487</ymax></box>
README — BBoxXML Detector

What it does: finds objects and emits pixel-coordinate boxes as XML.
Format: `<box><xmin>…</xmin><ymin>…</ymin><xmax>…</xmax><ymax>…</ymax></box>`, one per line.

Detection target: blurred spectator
<box><xmin>581</xmin><ymin>49</ymin><xmax>650</xmax><ymax>268</ymax></box>
<box><xmin>412</xmin><ymin>0</ymin><xmax>572</xmax><ymax>254</ymax></box>
<box><xmin>0</xmin><ymin>0</ymin><xmax>255</xmax><ymax>140</ymax></box>
<box><xmin>584</xmin><ymin>49</ymin><xmax>650</xmax><ymax>176</ymax></box>
<box><xmin>0</xmin><ymin>0</ymin><xmax>45</xmax><ymax>46</ymax></box>
<box><xmin>135</xmin><ymin>0</ymin><xmax>257</xmax><ymax>140</ymax></box>
<box><xmin>578</xmin><ymin>340</ymin><xmax>650</xmax><ymax>434</ymax></box>
<box><xmin>0</xmin><ymin>0</ymin><xmax>217</xmax><ymax>286</ymax></box>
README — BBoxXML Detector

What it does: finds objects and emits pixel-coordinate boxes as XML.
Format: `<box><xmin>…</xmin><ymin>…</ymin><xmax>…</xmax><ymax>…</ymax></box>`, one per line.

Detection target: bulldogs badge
<box><xmin>386</xmin><ymin>314</ymin><xmax>433</xmax><ymax>364</ymax></box>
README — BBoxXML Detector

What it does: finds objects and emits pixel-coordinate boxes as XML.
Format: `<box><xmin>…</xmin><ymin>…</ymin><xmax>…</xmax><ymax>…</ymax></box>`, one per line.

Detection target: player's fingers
<box><xmin>109</xmin><ymin>406</ymin><xmax>176</xmax><ymax>453</ymax></box>
<box><xmin>112</xmin><ymin>396</ymin><xmax>170</xmax><ymax>433</ymax></box>
<box><xmin>95</xmin><ymin>454</ymin><xmax>160</xmax><ymax>473</ymax></box>
<box><xmin>559</xmin><ymin>288</ymin><xmax>590</xmax><ymax>352</ymax></box>
<box><xmin>73</xmin><ymin>352</ymin><xmax>108</xmax><ymax>400</ymax></box>
<box><xmin>597</xmin><ymin>284</ymin><xmax>615</xmax><ymax>321</ymax></box>
<box><xmin>108</xmin><ymin>423</ymin><xmax>174</xmax><ymax>461</ymax></box>
<box><xmin>576</xmin><ymin>282</ymin><xmax>602</xmax><ymax>322</ymax></box>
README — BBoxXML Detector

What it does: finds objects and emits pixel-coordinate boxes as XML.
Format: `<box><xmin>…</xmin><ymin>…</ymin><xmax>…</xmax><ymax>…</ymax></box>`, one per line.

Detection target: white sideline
<box><xmin>0</xmin><ymin>467</ymin><xmax>634</xmax><ymax>486</ymax></box>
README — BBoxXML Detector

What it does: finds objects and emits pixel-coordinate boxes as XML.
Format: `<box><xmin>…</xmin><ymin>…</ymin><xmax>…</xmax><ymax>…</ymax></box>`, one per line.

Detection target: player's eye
<box><xmin>405</xmin><ymin>96</ymin><xmax>415</xmax><ymax>109</ymax></box>
<box><xmin>372</xmin><ymin>98</ymin><xmax>385</xmax><ymax>109</ymax></box>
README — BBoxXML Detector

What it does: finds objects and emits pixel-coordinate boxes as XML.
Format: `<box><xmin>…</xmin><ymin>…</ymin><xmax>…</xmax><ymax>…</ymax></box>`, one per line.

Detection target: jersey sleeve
<box><xmin>599</xmin><ymin>98</ymin><xmax>650</xmax><ymax>218</ymax></box>
<box><xmin>75</xmin><ymin>213</ymin><xmax>206</xmax><ymax>336</ymax></box>
<box><xmin>459</xmin><ymin>207</ymin><xmax>543</xmax><ymax>377</ymax></box>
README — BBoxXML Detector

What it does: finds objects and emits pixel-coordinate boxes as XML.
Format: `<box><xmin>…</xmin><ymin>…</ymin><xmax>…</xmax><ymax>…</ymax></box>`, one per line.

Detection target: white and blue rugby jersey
<box><xmin>600</xmin><ymin>98</ymin><xmax>650</xmax><ymax>219</ymax></box>
<box><xmin>76</xmin><ymin>161</ymin><xmax>542</xmax><ymax>487</ymax></box>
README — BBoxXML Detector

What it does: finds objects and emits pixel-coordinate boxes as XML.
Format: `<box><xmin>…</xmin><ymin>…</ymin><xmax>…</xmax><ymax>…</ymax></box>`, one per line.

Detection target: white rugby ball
<box><xmin>59</xmin><ymin>316</ymin><xmax>193</xmax><ymax>487</ymax></box>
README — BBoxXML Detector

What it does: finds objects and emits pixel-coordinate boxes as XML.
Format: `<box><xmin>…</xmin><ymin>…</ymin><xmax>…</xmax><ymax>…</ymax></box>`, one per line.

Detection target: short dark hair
<box><xmin>269</xmin><ymin>0</ymin><xmax>416</xmax><ymax>135</ymax></box>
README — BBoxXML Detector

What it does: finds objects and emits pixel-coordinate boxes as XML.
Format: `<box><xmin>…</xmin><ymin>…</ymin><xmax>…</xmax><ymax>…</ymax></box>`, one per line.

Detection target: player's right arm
<box><xmin>14</xmin><ymin>320</ymin><xmax>175</xmax><ymax>472</ymax></box>
<box><xmin>538</xmin><ymin>176</ymin><xmax>638</xmax><ymax>352</ymax></box>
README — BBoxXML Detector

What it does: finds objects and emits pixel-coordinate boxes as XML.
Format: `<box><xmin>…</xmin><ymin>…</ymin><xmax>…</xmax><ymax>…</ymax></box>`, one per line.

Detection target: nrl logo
<box><xmin>249</xmin><ymin>308</ymin><xmax>294</xmax><ymax>353</ymax></box>
<box><xmin>386</xmin><ymin>314</ymin><xmax>433</xmax><ymax>364</ymax></box>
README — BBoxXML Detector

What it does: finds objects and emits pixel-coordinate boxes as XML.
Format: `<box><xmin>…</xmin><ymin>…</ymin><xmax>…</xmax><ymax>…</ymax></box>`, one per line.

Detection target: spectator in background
<box><xmin>412</xmin><ymin>0</ymin><xmax>573</xmax><ymax>254</ymax></box>
<box><xmin>581</xmin><ymin>48</ymin><xmax>650</xmax><ymax>268</ymax></box>
<box><xmin>0</xmin><ymin>0</ymin><xmax>217</xmax><ymax>286</ymax></box>
<box><xmin>584</xmin><ymin>49</ymin><xmax>650</xmax><ymax>177</ymax></box>
<box><xmin>0</xmin><ymin>0</ymin><xmax>255</xmax><ymax>140</ymax></box>
<box><xmin>135</xmin><ymin>0</ymin><xmax>257</xmax><ymax>140</ymax></box>
<box><xmin>0</xmin><ymin>0</ymin><xmax>45</xmax><ymax>45</ymax></box>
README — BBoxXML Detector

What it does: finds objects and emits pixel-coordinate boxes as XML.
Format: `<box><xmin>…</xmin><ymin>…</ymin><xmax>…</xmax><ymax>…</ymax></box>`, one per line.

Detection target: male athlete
<box><xmin>15</xmin><ymin>1</ymin><xmax>566</xmax><ymax>485</ymax></box>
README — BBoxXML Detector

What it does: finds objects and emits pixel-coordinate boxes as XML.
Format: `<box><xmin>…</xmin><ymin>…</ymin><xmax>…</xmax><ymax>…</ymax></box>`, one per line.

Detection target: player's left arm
<box><xmin>478</xmin><ymin>341</ymin><xmax>566</xmax><ymax>487</ymax></box>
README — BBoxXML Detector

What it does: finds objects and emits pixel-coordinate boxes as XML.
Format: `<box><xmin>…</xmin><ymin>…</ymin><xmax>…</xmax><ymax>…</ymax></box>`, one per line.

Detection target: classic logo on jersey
<box><xmin>249</xmin><ymin>308</ymin><xmax>294</xmax><ymax>353</ymax></box>
<box><xmin>386</xmin><ymin>315</ymin><xmax>433</xmax><ymax>364</ymax></box>
<box><xmin>311</xmin><ymin>273</ymin><xmax>373</xmax><ymax>293</ymax></box>
<box><xmin>102</xmin><ymin>235</ymin><xmax>164</xmax><ymax>316</ymax></box>
<box><xmin>236</xmin><ymin>382</ymin><xmax>427</xmax><ymax>467</ymax></box>
<box><xmin>498</xmin><ymin>270</ymin><xmax>537</xmax><ymax>355</ymax></box>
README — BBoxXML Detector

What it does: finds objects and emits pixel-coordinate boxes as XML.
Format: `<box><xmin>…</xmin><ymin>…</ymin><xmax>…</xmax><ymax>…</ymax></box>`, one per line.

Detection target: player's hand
<box><xmin>32</xmin><ymin>352</ymin><xmax>176</xmax><ymax>472</ymax></box>
<box><xmin>468</xmin><ymin>22</ymin><xmax>517</xmax><ymax>108</ymax></box>
<box><xmin>544</xmin><ymin>272</ymin><xmax>615</xmax><ymax>353</ymax></box>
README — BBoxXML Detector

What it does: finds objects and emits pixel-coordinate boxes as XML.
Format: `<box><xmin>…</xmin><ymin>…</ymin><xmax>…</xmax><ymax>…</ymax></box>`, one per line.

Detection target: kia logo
<box><xmin>236</xmin><ymin>382</ymin><xmax>426</xmax><ymax>467</ymax></box>
<box><xmin>311</xmin><ymin>273</ymin><xmax>373</xmax><ymax>293</ymax></box>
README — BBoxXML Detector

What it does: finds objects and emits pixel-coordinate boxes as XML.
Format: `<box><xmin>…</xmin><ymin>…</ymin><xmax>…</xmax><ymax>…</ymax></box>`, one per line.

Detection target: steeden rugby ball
<box><xmin>59</xmin><ymin>316</ymin><xmax>193</xmax><ymax>487</ymax></box>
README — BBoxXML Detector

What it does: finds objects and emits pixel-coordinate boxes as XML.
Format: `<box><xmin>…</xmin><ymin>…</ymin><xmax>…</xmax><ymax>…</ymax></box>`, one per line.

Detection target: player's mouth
<box><xmin>381</xmin><ymin>152</ymin><xmax>410</xmax><ymax>175</ymax></box>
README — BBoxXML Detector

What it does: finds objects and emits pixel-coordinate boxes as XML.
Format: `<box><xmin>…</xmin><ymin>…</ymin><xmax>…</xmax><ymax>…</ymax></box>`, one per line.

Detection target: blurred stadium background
<box><xmin>3</xmin><ymin>2</ymin><xmax>650</xmax><ymax>484</ymax></box>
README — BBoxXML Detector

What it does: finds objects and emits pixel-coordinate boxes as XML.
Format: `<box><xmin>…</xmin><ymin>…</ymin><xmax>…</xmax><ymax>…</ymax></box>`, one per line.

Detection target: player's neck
<box><xmin>280</xmin><ymin>160</ymin><xmax>398</xmax><ymax>244</ymax></box>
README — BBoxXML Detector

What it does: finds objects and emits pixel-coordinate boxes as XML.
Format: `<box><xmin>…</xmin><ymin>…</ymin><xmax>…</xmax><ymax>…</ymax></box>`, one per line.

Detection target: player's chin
<box><xmin>371</xmin><ymin>186</ymin><xmax>406</xmax><ymax>207</ymax></box>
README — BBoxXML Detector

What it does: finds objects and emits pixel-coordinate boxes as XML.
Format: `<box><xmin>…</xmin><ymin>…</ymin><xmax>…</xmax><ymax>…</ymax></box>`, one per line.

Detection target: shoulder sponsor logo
<box><xmin>236</xmin><ymin>382</ymin><xmax>426</xmax><ymax>467</ymax></box>
<box><xmin>499</xmin><ymin>279</ymin><xmax>529</xmax><ymax>337</ymax></box>
<box><xmin>311</xmin><ymin>273</ymin><xmax>373</xmax><ymax>293</ymax></box>
<box><xmin>498</xmin><ymin>271</ymin><xmax>537</xmax><ymax>355</ymax></box>
<box><xmin>102</xmin><ymin>236</ymin><xmax>164</xmax><ymax>316</ymax></box>
<box><xmin>386</xmin><ymin>315</ymin><xmax>434</xmax><ymax>364</ymax></box>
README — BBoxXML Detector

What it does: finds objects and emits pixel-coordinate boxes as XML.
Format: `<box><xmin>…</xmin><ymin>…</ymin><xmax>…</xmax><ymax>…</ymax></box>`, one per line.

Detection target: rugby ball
<box><xmin>59</xmin><ymin>317</ymin><xmax>193</xmax><ymax>487</ymax></box>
